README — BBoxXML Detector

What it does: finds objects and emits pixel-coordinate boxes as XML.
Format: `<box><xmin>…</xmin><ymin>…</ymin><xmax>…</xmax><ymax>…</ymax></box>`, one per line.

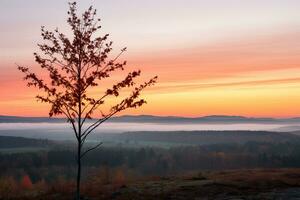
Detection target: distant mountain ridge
<box><xmin>0</xmin><ymin>115</ymin><xmax>65</xmax><ymax>123</ymax></box>
<box><xmin>118</xmin><ymin>130</ymin><xmax>300</xmax><ymax>145</ymax></box>
<box><xmin>0</xmin><ymin>114</ymin><xmax>300</xmax><ymax>124</ymax></box>
<box><xmin>0</xmin><ymin>135</ymin><xmax>52</xmax><ymax>148</ymax></box>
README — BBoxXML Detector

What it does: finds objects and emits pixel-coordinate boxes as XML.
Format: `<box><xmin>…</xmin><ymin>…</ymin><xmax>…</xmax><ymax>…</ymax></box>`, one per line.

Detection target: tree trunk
<box><xmin>76</xmin><ymin>141</ymin><xmax>81</xmax><ymax>200</ymax></box>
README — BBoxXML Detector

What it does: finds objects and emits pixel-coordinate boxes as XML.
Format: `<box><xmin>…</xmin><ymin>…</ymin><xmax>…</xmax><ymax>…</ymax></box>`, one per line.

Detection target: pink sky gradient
<box><xmin>0</xmin><ymin>0</ymin><xmax>300</xmax><ymax>117</ymax></box>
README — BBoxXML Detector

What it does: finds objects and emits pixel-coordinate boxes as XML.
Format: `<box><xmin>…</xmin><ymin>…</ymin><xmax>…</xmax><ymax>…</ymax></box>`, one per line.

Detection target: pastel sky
<box><xmin>1</xmin><ymin>0</ymin><xmax>300</xmax><ymax>117</ymax></box>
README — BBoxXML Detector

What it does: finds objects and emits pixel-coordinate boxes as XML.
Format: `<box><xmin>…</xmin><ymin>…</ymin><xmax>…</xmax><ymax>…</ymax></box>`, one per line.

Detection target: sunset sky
<box><xmin>1</xmin><ymin>0</ymin><xmax>300</xmax><ymax>117</ymax></box>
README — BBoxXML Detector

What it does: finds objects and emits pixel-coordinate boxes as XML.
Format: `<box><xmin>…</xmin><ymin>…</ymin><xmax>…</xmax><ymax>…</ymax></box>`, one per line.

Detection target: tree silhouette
<box><xmin>17</xmin><ymin>2</ymin><xmax>157</xmax><ymax>199</ymax></box>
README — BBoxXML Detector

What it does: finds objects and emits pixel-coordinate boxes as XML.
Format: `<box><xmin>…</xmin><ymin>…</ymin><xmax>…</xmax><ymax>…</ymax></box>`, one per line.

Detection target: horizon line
<box><xmin>1</xmin><ymin>114</ymin><xmax>300</xmax><ymax>120</ymax></box>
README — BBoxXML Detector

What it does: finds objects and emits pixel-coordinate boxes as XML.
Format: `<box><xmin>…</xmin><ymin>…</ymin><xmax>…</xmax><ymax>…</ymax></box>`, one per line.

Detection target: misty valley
<box><xmin>1</xmin><ymin>119</ymin><xmax>300</xmax><ymax>199</ymax></box>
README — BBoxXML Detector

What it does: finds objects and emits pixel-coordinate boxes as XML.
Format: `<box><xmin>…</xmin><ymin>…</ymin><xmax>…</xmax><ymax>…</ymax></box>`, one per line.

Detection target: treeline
<box><xmin>118</xmin><ymin>131</ymin><xmax>300</xmax><ymax>145</ymax></box>
<box><xmin>1</xmin><ymin>141</ymin><xmax>300</xmax><ymax>183</ymax></box>
<box><xmin>0</xmin><ymin>136</ymin><xmax>51</xmax><ymax>148</ymax></box>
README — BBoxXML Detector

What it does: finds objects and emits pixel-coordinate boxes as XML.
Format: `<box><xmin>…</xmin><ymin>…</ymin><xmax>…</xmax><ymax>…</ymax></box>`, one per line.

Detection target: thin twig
<box><xmin>80</xmin><ymin>142</ymin><xmax>103</xmax><ymax>158</ymax></box>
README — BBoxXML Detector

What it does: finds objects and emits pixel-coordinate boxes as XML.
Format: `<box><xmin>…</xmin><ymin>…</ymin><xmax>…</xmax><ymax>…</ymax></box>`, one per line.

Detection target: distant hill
<box><xmin>118</xmin><ymin>131</ymin><xmax>300</xmax><ymax>145</ymax></box>
<box><xmin>0</xmin><ymin>135</ymin><xmax>52</xmax><ymax>148</ymax></box>
<box><xmin>112</xmin><ymin>115</ymin><xmax>300</xmax><ymax>124</ymax></box>
<box><xmin>272</xmin><ymin>126</ymin><xmax>300</xmax><ymax>132</ymax></box>
<box><xmin>0</xmin><ymin>115</ymin><xmax>65</xmax><ymax>123</ymax></box>
<box><xmin>1</xmin><ymin>115</ymin><xmax>300</xmax><ymax>124</ymax></box>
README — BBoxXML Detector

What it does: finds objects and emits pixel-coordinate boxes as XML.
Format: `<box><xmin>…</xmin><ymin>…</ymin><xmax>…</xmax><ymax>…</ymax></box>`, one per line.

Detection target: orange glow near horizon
<box><xmin>1</xmin><ymin>1</ymin><xmax>300</xmax><ymax>118</ymax></box>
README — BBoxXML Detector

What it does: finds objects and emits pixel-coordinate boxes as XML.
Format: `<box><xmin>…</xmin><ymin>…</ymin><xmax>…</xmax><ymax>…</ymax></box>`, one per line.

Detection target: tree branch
<box><xmin>81</xmin><ymin>108</ymin><xmax>120</xmax><ymax>145</ymax></box>
<box><xmin>80</xmin><ymin>142</ymin><xmax>103</xmax><ymax>158</ymax></box>
<box><xmin>80</xmin><ymin>94</ymin><xmax>108</xmax><ymax>126</ymax></box>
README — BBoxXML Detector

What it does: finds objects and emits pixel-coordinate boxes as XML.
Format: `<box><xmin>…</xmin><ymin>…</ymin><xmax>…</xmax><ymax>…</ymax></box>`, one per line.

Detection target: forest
<box><xmin>2</xmin><ymin>139</ymin><xmax>300</xmax><ymax>182</ymax></box>
<box><xmin>1</xmin><ymin>133</ymin><xmax>300</xmax><ymax>199</ymax></box>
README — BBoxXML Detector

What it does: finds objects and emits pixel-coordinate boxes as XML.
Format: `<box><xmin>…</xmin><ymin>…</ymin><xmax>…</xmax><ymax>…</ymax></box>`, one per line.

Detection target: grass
<box><xmin>3</xmin><ymin>168</ymin><xmax>300</xmax><ymax>200</ymax></box>
<box><xmin>107</xmin><ymin>168</ymin><xmax>300</xmax><ymax>200</ymax></box>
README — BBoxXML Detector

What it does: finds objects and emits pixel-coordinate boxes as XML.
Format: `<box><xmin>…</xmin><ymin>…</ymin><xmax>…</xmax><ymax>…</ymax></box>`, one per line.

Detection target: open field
<box><xmin>106</xmin><ymin>168</ymin><xmax>300</xmax><ymax>200</ymax></box>
<box><xmin>2</xmin><ymin>168</ymin><xmax>300</xmax><ymax>200</ymax></box>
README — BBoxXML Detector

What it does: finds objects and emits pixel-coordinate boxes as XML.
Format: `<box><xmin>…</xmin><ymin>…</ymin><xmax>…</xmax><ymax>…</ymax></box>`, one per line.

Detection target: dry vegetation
<box><xmin>1</xmin><ymin>168</ymin><xmax>300</xmax><ymax>200</ymax></box>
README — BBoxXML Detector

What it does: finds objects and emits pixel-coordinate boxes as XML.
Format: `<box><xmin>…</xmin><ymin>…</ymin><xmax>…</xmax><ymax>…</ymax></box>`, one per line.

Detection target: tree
<box><xmin>17</xmin><ymin>2</ymin><xmax>157</xmax><ymax>199</ymax></box>
<box><xmin>20</xmin><ymin>175</ymin><xmax>33</xmax><ymax>190</ymax></box>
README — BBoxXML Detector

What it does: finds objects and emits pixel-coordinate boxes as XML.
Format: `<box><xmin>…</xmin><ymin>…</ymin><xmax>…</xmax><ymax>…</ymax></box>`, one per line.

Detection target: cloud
<box><xmin>152</xmin><ymin>77</ymin><xmax>300</xmax><ymax>93</ymax></box>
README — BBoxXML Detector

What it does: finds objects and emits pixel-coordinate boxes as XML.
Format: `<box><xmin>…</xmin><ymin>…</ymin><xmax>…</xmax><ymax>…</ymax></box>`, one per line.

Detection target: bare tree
<box><xmin>17</xmin><ymin>2</ymin><xmax>157</xmax><ymax>199</ymax></box>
